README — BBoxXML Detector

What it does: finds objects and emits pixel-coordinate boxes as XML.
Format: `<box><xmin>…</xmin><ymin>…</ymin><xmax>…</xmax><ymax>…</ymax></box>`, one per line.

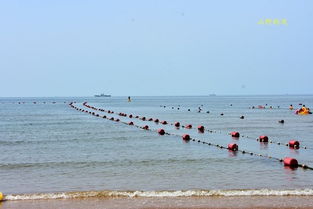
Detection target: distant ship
<box><xmin>209</xmin><ymin>94</ymin><xmax>217</xmax><ymax>96</ymax></box>
<box><xmin>94</xmin><ymin>93</ymin><xmax>111</xmax><ymax>97</ymax></box>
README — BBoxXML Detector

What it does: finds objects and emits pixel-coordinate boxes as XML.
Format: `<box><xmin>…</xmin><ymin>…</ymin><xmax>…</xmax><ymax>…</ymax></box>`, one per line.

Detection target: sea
<box><xmin>1</xmin><ymin>95</ymin><xmax>313</xmax><ymax>200</ymax></box>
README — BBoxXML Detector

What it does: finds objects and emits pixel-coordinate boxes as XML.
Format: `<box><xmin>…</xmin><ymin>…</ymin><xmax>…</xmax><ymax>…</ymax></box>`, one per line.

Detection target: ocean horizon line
<box><xmin>1</xmin><ymin>94</ymin><xmax>313</xmax><ymax>98</ymax></box>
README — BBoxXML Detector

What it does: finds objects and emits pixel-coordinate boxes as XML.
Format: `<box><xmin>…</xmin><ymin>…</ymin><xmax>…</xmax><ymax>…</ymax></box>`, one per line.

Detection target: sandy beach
<box><xmin>2</xmin><ymin>196</ymin><xmax>313</xmax><ymax>209</ymax></box>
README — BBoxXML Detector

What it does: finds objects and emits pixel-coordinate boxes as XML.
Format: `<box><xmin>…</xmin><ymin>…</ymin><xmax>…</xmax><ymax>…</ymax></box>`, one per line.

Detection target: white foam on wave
<box><xmin>4</xmin><ymin>189</ymin><xmax>313</xmax><ymax>201</ymax></box>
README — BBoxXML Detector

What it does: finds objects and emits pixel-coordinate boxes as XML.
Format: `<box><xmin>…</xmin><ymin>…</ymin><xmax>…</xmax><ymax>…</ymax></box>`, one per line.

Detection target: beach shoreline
<box><xmin>2</xmin><ymin>196</ymin><xmax>313</xmax><ymax>209</ymax></box>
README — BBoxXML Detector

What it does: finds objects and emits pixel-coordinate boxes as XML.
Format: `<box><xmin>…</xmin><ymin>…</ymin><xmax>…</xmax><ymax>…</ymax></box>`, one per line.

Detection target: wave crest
<box><xmin>4</xmin><ymin>189</ymin><xmax>313</xmax><ymax>201</ymax></box>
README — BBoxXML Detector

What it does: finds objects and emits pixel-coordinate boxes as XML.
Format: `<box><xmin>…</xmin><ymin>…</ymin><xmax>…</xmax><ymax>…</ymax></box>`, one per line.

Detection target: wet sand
<box><xmin>2</xmin><ymin>196</ymin><xmax>313</xmax><ymax>209</ymax></box>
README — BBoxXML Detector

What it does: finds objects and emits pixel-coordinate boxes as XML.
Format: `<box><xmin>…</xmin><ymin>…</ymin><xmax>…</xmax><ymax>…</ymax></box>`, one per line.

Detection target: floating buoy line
<box><xmin>160</xmin><ymin>104</ymin><xmax>299</xmax><ymax>112</ymax></box>
<box><xmin>0</xmin><ymin>101</ymin><xmax>71</xmax><ymax>104</ymax></box>
<box><xmin>159</xmin><ymin>104</ymin><xmax>311</xmax><ymax>150</ymax></box>
<box><xmin>68</xmin><ymin>102</ymin><xmax>313</xmax><ymax>170</ymax></box>
<box><xmin>81</xmin><ymin>102</ymin><xmax>312</xmax><ymax>151</ymax></box>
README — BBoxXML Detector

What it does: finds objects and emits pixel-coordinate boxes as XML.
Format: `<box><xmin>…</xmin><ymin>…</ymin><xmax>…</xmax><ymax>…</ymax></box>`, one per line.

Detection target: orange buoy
<box><xmin>231</xmin><ymin>132</ymin><xmax>240</xmax><ymax>138</ymax></box>
<box><xmin>197</xmin><ymin>125</ymin><xmax>204</xmax><ymax>132</ymax></box>
<box><xmin>228</xmin><ymin>143</ymin><xmax>238</xmax><ymax>151</ymax></box>
<box><xmin>158</xmin><ymin>129</ymin><xmax>165</xmax><ymax>135</ymax></box>
<box><xmin>174</xmin><ymin>122</ymin><xmax>180</xmax><ymax>127</ymax></box>
<box><xmin>182</xmin><ymin>134</ymin><xmax>190</xmax><ymax>141</ymax></box>
<box><xmin>259</xmin><ymin>135</ymin><xmax>268</xmax><ymax>142</ymax></box>
<box><xmin>185</xmin><ymin>124</ymin><xmax>192</xmax><ymax>129</ymax></box>
<box><xmin>283</xmin><ymin>157</ymin><xmax>298</xmax><ymax>167</ymax></box>
<box><xmin>289</xmin><ymin>140</ymin><xmax>300</xmax><ymax>149</ymax></box>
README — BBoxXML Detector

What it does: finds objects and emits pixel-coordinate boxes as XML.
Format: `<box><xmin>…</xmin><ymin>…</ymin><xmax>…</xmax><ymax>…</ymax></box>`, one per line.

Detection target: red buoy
<box><xmin>142</xmin><ymin>125</ymin><xmax>149</xmax><ymax>130</ymax></box>
<box><xmin>129</xmin><ymin>114</ymin><xmax>133</xmax><ymax>118</ymax></box>
<box><xmin>148</xmin><ymin>118</ymin><xmax>153</xmax><ymax>121</ymax></box>
<box><xmin>283</xmin><ymin>157</ymin><xmax>298</xmax><ymax>167</ymax></box>
<box><xmin>289</xmin><ymin>140</ymin><xmax>300</xmax><ymax>149</ymax></box>
<box><xmin>110</xmin><ymin>117</ymin><xmax>114</xmax><ymax>120</ymax></box>
<box><xmin>161</xmin><ymin>121</ymin><xmax>168</xmax><ymax>125</ymax></box>
<box><xmin>158</xmin><ymin>129</ymin><xmax>165</xmax><ymax>135</ymax></box>
<box><xmin>115</xmin><ymin>118</ymin><xmax>120</xmax><ymax>122</ymax></box>
<box><xmin>154</xmin><ymin>119</ymin><xmax>159</xmax><ymax>123</ymax></box>
<box><xmin>231</xmin><ymin>132</ymin><xmax>240</xmax><ymax>137</ymax></box>
<box><xmin>141</xmin><ymin>117</ymin><xmax>146</xmax><ymax>121</ymax></box>
<box><xmin>198</xmin><ymin>125</ymin><xmax>204</xmax><ymax>132</ymax></box>
<box><xmin>259</xmin><ymin>136</ymin><xmax>268</xmax><ymax>142</ymax></box>
<box><xmin>103</xmin><ymin>115</ymin><xmax>106</xmax><ymax>118</ymax></box>
<box><xmin>228</xmin><ymin>143</ymin><xmax>238</xmax><ymax>151</ymax></box>
<box><xmin>182</xmin><ymin>134</ymin><xmax>190</xmax><ymax>141</ymax></box>
<box><xmin>185</xmin><ymin>124</ymin><xmax>192</xmax><ymax>129</ymax></box>
<box><xmin>174</xmin><ymin>122</ymin><xmax>180</xmax><ymax>127</ymax></box>
<box><xmin>128</xmin><ymin>121</ymin><xmax>134</xmax><ymax>125</ymax></box>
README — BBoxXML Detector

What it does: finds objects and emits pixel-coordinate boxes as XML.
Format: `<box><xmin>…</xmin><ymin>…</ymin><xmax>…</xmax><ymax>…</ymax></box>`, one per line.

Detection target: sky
<box><xmin>0</xmin><ymin>0</ymin><xmax>312</xmax><ymax>97</ymax></box>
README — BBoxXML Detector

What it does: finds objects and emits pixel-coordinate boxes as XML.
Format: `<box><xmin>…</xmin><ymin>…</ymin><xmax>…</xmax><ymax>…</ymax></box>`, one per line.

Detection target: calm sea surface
<box><xmin>1</xmin><ymin>96</ymin><xmax>313</xmax><ymax>196</ymax></box>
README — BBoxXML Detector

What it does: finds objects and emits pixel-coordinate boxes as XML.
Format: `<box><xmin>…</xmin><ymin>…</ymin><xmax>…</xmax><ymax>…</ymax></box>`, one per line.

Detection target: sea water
<box><xmin>0</xmin><ymin>95</ymin><xmax>313</xmax><ymax>199</ymax></box>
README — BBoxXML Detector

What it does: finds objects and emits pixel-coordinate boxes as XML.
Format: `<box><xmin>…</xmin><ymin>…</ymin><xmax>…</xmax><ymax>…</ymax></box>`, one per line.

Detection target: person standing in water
<box><xmin>128</xmin><ymin>96</ymin><xmax>131</xmax><ymax>102</ymax></box>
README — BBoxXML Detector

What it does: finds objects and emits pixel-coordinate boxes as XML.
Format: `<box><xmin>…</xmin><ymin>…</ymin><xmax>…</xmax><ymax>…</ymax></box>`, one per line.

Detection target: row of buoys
<box><xmin>1</xmin><ymin>101</ymin><xmax>72</xmax><ymax>104</ymax></box>
<box><xmin>162</xmin><ymin>103</ymin><xmax>312</xmax><ymax>118</ymax></box>
<box><xmin>160</xmin><ymin>105</ymin><xmax>221</xmax><ymax>115</ymax></box>
<box><xmin>231</xmin><ymin>131</ymin><xmax>304</xmax><ymax>149</ymax></box>
<box><xmin>85</xmin><ymin>103</ymin><xmax>308</xmax><ymax>150</ymax></box>
<box><xmin>72</xmin><ymin>102</ymin><xmax>312</xmax><ymax>170</ymax></box>
<box><xmin>71</xmin><ymin>103</ymin><xmax>243</xmax><ymax>156</ymax></box>
<box><xmin>82</xmin><ymin>102</ymin><xmax>311</xmax><ymax>166</ymax></box>
<box><xmin>82</xmin><ymin>102</ymin><xmax>310</xmax><ymax>150</ymax></box>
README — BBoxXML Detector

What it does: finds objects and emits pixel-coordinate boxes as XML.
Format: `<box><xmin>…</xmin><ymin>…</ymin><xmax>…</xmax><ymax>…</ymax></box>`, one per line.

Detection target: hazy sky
<box><xmin>0</xmin><ymin>0</ymin><xmax>312</xmax><ymax>96</ymax></box>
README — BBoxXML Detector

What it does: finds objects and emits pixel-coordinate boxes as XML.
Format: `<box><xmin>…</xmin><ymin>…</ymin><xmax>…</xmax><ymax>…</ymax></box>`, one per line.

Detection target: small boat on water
<box><xmin>94</xmin><ymin>93</ymin><xmax>111</xmax><ymax>97</ymax></box>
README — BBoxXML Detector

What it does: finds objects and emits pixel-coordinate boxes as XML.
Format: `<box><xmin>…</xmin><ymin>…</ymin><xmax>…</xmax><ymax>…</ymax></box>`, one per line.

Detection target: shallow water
<box><xmin>0</xmin><ymin>96</ymin><xmax>313</xmax><ymax>196</ymax></box>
